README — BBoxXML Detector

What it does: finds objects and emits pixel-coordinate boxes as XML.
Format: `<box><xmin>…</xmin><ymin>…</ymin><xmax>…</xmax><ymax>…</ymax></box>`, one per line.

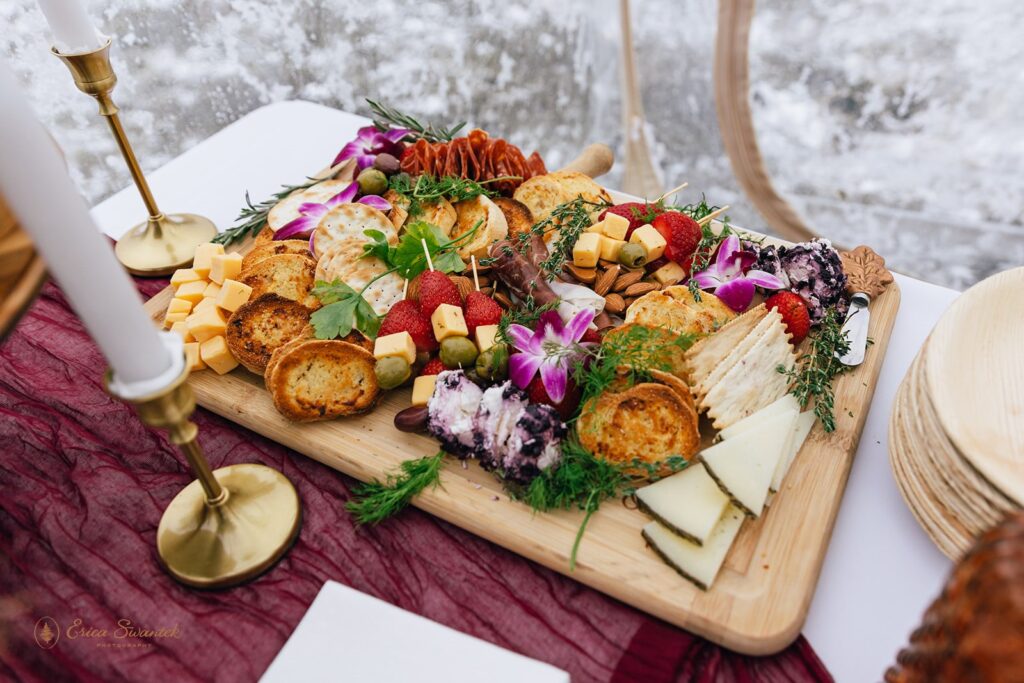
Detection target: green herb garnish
<box><xmin>310</xmin><ymin>279</ymin><xmax>382</xmax><ymax>340</ymax></box>
<box><xmin>507</xmin><ymin>196</ymin><xmax>609</xmax><ymax>278</ymax></box>
<box><xmin>495</xmin><ymin>295</ymin><xmax>560</xmax><ymax>346</ymax></box>
<box><xmin>367</xmin><ymin>99</ymin><xmax>466</xmax><ymax>143</ymax></box>
<box><xmin>347</xmin><ymin>452</ymin><xmax>445</xmax><ymax>524</ymax></box>
<box><xmin>214</xmin><ymin>178</ymin><xmax>321</xmax><ymax>245</ymax></box>
<box><xmin>388</xmin><ymin>173</ymin><xmax>510</xmax><ymax>218</ymax></box>
<box><xmin>778</xmin><ymin>307</ymin><xmax>852</xmax><ymax>432</ymax></box>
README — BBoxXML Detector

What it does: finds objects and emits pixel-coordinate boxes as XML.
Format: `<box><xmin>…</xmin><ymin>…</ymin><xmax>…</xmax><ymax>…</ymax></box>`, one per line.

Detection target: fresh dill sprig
<box><xmin>778</xmin><ymin>307</ymin><xmax>852</xmax><ymax>432</ymax></box>
<box><xmin>346</xmin><ymin>452</ymin><xmax>445</xmax><ymax>524</ymax></box>
<box><xmin>367</xmin><ymin>99</ymin><xmax>466</xmax><ymax>143</ymax></box>
<box><xmin>214</xmin><ymin>178</ymin><xmax>321</xmax><ymax>245</ymax></box>
<box><xmin>521</xmin><ymin>196</ymin><xmax>610</xmax><ymax>278</ymax></box>
<box><xmin>388</xmin><ymin>173</ymin><xmax>511</xmax><ymax>217</ymax></box>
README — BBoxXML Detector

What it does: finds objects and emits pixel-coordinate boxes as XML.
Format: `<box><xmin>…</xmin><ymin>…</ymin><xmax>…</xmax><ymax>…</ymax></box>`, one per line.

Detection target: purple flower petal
<box><xmin>274</xmin><ymin>215</ymin><xmax>319</xmax><ymax>240</ymax></box>
<box><xmin>358</xmin><ymin>195</ymin><xmax>392</xmax><ymax>212</ymax></box>
<box><xmin>380</xmin><ymin>127</ymin><xmax>412</xmax><ymax>144</ymax></box>
<box><xmin>714</xmin><ymin>277</ymin><xmax>756</xmax><ymax>312</ymax></box>
<box><xmin>715</xmin><ymin>234</ymin><xmax>742</xmax><ymax>273</ymax></box>
<box><xmin>298</xmin><ymin>202</ymin><xmax>330</xmax><ymax>219</ymax></box>
<box><xmin>332</xmin><ymin>139</ymin><xmax>367</xmax><ymax>167</ymax></box>
<box><xmin>736</xmin><ymin>250</ymin><xmax>757</xmax><ymax>272</ymax></box>
<box><xmin>564</xmin><ymin>308</ymin><xmax>595</xmax><ymax>344</ymax></box>
<box><xmin>743</xmin><ymin>269</ymin><xmax>785</xmax><ymax>291</ymax></box>
<box><xmin>326</xmin><ymin>183</ymin><xmax>358</xmax><ymax>206</ymax></box>
<box><xmin>538</xmin><ymin>310</ymin><xmax>565</xmax><ymax>336</ymax></box>
<box><xmin>691</xmin><ymin>271</ymin><xmax>722</xmax><ymax>289</ymax></box>
<box><xmin>354</xmin><ymin>154</ymin><xmax>376</xmax><ymax>171</ymax></box>
<box><xmin>309</xmin><ymin>232</ymin><xmax>317</xmax><ymax>258</ymax></box>
<box><xmin>506</xmin><ymin>324</ymin><xmax>539</xmax><ymax>354</ymax></box>
<box><xmin>539</xmin><ymin>359</ymin><xmax>568</xmax><ymax>404</ymax></box>
<box><xmin>354</xmin><ymin>125</ymin><xmax>381</xmax><ymax>141</ymax></box>
<box><xmin>509</xmin><ymin>352</ymin><xmax>543</xmax><ymax>390</ymax></box>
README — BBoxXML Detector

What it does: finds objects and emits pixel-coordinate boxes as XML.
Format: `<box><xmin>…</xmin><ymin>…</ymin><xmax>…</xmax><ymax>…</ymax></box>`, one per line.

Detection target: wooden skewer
<box><xmin>421</xmin><ymin>238</ymin><xmax>434</xmax><ymax>271</ymax></box>
<box><xmin>402</xmin><ymin>279</ymin><xmax>409</xmax><ymax>299</ymax></box>
<box><xmin>654</xmin><ymin>181</ymin><xmax>688</xmax><ymax>204</ymax></box>
<box><xmin>698</xmin><ymin>205</ymin><xmax>730</xmax><ymax>226</ymax></box>
<box><xmin>471</xmin><ymin>256</ymin><xmax>480</xmax><ymax>291</ymax></box>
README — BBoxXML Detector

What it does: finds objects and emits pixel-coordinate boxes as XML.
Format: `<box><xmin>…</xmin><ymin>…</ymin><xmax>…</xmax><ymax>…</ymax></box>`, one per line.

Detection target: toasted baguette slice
<box><xmin>267</xmin><ymin>339</ymin><xmax>379</xmax><ymax>421</ymax></box>
<box><xmin>241</xmin><ymin>239</ymin><xmax>313</xmax><ymax>274</ymax></box>
<box><xmin>685</xmin><ymin>304</ymin><xmax>767</xmax><ymax>389</ymax></box>
<box><xmin>254</xmin><ymin>226</ymin><xmax>276</xmax><ymax>245</ymax></box>
<box><xmin>602</xmin><ymin>322</ymin><xmax>691</xmax><ymax>382</ymax></box>
<box><xmin>266</xmin><ymin>179</ymin><xmax>353</xmax><ymax>232</ymax></box>
<box><xmin>226</xmin><ymin>294</ymin><xmax>312</xmax><ymax>374</ymax></box>
<box><xmin>513</xmin><ymin>171</ymin><xmax>611</xmax><ymax>232</ymax></box>
<box><xmin>451</xmin><ymin>195</ymin><xmax>508</xmax><ymax>260</ymax></box>
<box><xmin>492</xmin><ymin>197</ymin><xmax>534</xmax><ymax>240</ymax></box>
<box><xmin>241</xmin><ymin>253</ymin><xmax>319</xmax><ymax>309</ymax></box>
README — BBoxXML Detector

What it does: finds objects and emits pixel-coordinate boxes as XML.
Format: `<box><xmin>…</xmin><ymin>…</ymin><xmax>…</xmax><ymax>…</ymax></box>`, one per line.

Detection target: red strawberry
<box><xmin>418</xmin><ymin>270</ymin><xmax>462</xmax><ymax>319</ymax></box>
<box><xmin>526</xmin><ymin>375</ymin><xmax>581</xmax><ymax>422</ymax></box>
<box><xmin>651</xmin><ymin>211</ymin><xmax>702</xmax><ymax>265</ymax></box>
<box><xmin>463</xmin><ymin>291</ymin><xmax>502</xmax><ymax>336</ymax></box>
<box><xmin>765</xmin><ymin>291</ymin><xmax>811</xmax><ymax>345</ymax></box>
<box><xmin>419</xmin><ymin>357</ymin><xmax>447</xmax><ymax>376</ymax></box>
<box><xmin>599</xmin><ymin>202</ymin><xmax>663</xmax><ymax>239</ymax></box>
<box><xmin>580</xmin><ymin>328</ymin><xmax>602</xmax><ymax>344</ymax></box>
<box><xmin>379</xmin><ymin>299</ymin><xmax>438</xmax><ymax>352</ymax></box>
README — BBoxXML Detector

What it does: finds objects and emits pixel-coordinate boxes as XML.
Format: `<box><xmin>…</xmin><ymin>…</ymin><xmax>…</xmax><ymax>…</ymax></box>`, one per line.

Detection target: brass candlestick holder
<box><xmin>53</xmin><ymin>39</ymin><xmax>217</xmax><ymax>276</ymax></box>
<box><xmin>106</xmin><ymin>335</ymin><xmax>301</xmax><ymax>589</ymax></box>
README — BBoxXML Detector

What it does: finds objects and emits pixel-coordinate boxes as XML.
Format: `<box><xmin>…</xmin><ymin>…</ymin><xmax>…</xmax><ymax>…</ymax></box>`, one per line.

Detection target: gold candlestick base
<box><xmin>114</xmin><ymin>212</ymin><xmax>218</xmax><ymax>277</ymax></box>
<box><xmin>107</xmin><ymin>341</ymin><xmax>301</xmax><ymax>589</ymax></box>
<box><xmin>54</xmin><ymin>40</ymin><xmax>218</xmax><ymax>277</ymax></box>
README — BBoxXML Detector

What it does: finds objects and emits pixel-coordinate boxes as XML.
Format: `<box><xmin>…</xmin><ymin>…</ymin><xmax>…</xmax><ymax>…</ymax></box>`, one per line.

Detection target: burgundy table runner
<box><xmin>0</xmin><ymin>279</ymin><xmax>832</xmax><ymax>682</ymax></box>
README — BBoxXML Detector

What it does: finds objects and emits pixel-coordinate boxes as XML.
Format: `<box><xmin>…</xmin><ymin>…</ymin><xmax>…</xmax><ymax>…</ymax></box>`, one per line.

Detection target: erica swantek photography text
<box><xmin>34</xmin><ymin>615</ymin><xmax>182</xmax><ymax>650</ymax></box>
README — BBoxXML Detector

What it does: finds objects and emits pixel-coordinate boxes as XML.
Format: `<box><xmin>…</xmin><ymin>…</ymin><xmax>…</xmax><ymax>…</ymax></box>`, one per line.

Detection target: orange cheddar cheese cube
<box><xmin>170</xmin><ymin>268</ymin><xmax>202</xmax><ymax>288</ymax></box>
<box><xmin>186</xmin><ymin>306</ymin><xmax>227</xmax><ymax>343</ymax></box>
<box><xmin>411</xmin><ymin>375</ymin><xmax>437</xmax><ymax>407</ymax></box>
<box><xmin>175</xmin><ymin>280</ymin><xmax>208</xmax><ymax>305</ymax></box>
<box><xmin>199</xmin><ymin>335</ymin><xmax>238</xmax><ymax>375</ymax></box>
<box><xmin>629</xmin><ymin>225</ymin><xmax>667</xmax><ymax>262</ymax></box>
<box><xmin>192</xmin><ymin>243</ymin><xmax>225</xmax><ymax>278</ymax></box>
<box><xmin>184</xmin><ymin>342</ymin><xmax>206</xmax><ymax>372</ymax></box>
<box><xmin>209</xmin><ymin>252</ymin><xmax>242</xmax><ymax>285</ymax></box>
<box><xmin>431</xmin><ymin>303</ymin><xmax>468</xmax><ymax>342</ymax></box>
<box><xmin>215</xmin><ymin>279</ymin><xmax>252</xmax><ymax>313</ymax></box>
<box><xmin>373</xmin><ymin>331</ymin><xmax>417</xmax><ymax>365</ymax></box>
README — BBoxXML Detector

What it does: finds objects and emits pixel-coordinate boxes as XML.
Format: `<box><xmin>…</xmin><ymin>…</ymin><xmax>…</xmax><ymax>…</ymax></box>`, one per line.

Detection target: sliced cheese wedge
<box><xmin>718</xmin><ymin>393</ymin><xmax>800</xmax><ymax>441</ymax></box>
<box><xmin>770</xmin><ymin>410</ymin><xmax>817</xmax><ymax>492</ymax></box>
<box><xmin>698</xmin><ymin>410</ymin><xmax>797</xmax><ymax>517</ymax></box>
<box><xmin>642</xmin><ymin>505</ymin><xmax>745</xmax><ymax>591</ymax></box>
<box><xmin>636</xmin><ymin>464</ymin><xmax>729</xmax><ymax>546</ymax></box>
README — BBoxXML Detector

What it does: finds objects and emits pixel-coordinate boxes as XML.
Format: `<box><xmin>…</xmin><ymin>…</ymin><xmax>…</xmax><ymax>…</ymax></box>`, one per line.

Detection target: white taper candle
<box><xmin>36</xmin><ymin>0</ymin><xmax>103</xmax><ymax>54</ymax></box>
<box><xmin>0</xmin><ymin>58</ymin><xmax>171</xmax><ymax>384</ymax></box>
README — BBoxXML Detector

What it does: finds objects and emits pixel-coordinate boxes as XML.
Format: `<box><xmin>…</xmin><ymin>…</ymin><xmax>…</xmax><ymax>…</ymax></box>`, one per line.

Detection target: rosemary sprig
<box><xmin>778</xmin><ymin>307</ymin><xmax>852</xmax><ymax>432</ymax></box>
<box><xmin>214</xmin><ymin>178</ymin><xmax>321</xmax><ymax>245</ymax></box>
<box><xmin>347</xmin><ymin>452</ymin><xmax>445</xmax><ymax>524</ymax></box>
<box><xmin>367</xmin><ymin>99</ymin><xmax>466</xmax><ymax>143</ymax></box>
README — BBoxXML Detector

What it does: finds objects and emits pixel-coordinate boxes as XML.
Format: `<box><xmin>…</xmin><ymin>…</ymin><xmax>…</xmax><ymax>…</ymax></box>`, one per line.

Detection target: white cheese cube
<box><xmin>652</xmin><ymin>261</ymin><xmax>687</xmax><ymax>286</ymax></box>
<box><xmin>373</xmin><ymin>331</ymin><xmax>417</xmax><ymax>364</ymax></box>
<box><xmin>629</xmin><ymin>225</ymin><xmax>667</xmax><ymax>262</ymax></box>
<box><xmin>601</xmin><ymin>213</ymin><xmax>630</xmax><ymax>241</ymax></box>
<box><xmin>411</xmin><ymin>375</ymin><xmax>438</xmax><ymax>407</ymax></box>
<box><xmin>598</xmin><ymin>235</ymin><xmax>625</xmax><ymax>262</ymax></box>
<box><xmin>572</xmin><ymin>232</ymin><xmax>601</xmax><ymax>268</ymax></box>
<box><xmin>430</xmin><ymin>304</ymin><xmax>468</xmax><ymax>341</ymax></box>
<box><xmin>474</xmin><ymin>324</ymin><xmax>499</xmax><ymax>352</ymax></box>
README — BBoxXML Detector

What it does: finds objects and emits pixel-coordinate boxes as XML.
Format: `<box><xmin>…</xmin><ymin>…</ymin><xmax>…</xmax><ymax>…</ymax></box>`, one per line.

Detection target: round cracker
<box><xmin>266</xmin><ymin>179</ymin><xmax>355</xmax><ymax>232</ymax></box>
<box><xmin>312</xmin><ymin>203</ymin><xmax>397</xmax><ymax>259</ymax></box>
<box><xmin>315</xmin><ymin>241</ymin><xmax>404</xmax><ymax>316</ymax></box>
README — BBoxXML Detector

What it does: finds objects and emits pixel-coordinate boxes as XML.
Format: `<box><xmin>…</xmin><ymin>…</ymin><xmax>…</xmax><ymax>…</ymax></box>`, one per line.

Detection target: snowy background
<box><xmin>4</xmin><ymin>0</ymin><xmax>1023</xmax><ymax>289</ymax></box>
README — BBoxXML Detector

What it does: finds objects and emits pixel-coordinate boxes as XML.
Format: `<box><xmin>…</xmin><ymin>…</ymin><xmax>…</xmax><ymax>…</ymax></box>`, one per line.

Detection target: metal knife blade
<box><xmin>837</xmin><ymin>292</ymin><xmax>870</xmax><ymax>366</ymax></box>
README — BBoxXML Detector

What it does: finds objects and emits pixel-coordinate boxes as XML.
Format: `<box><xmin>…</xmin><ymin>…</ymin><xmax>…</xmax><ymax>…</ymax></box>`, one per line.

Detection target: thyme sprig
<box><xmin>504</xmin><ymin>196</ymin><xmax>609</xmax><ymax>278</ymax></box>
<box><xmin>346</xmin><ymin>452</ymin><xmax>445</xmax><ymax>524</ymax></box>
<box><xmin>778</xmin><ymin>307</ymin><xmax>852</xmax><ymax>432</ymax></box>
<box><xmin>388</xmin><ymin>173</ymin><xmax>512</xmax><ymax>217</ymax></box>
<box><xmin>214</xmin><ymin>178</ymin><xmax>321</xmax><ymax>245</ymax></box>
<box><xmin>367</xmin><ymin>99</ymin><xmax>466</xmax><ymax>143</ymax></box>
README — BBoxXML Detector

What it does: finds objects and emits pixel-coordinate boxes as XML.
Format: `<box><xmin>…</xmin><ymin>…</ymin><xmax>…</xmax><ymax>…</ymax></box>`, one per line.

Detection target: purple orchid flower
<box><xmin>332</xmin><ymin>125</ymin><xmax>410</xmax><ymax>170</ymax></box>
<box><xmin>691</xmin><ymin>235</ymin><xmax>785</xmax><ymax>312</ymax></box>
<box><xmin>274</xmin><ymin>182</ymin><xmax>392</xmax><ymax>246</ymax></box>
<box><xmin>507</xmin><ymin>308</ymin><xmax>595</xmax><ymax>404</ymax></box>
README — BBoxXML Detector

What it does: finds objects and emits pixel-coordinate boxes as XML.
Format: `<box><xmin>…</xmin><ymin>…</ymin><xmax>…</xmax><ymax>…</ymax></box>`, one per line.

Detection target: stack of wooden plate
<box><xmin>890</xmin><ymin>267</ymin><xmax>1024</xmax><ymax>559</ymax></box>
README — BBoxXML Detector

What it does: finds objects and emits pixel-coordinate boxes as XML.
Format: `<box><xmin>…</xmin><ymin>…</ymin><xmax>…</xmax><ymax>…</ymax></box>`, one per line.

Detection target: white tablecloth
<box><xmin>91</xmin><ymin>100</ymin><xmax>958</xmax><ymax>682</ymax></box>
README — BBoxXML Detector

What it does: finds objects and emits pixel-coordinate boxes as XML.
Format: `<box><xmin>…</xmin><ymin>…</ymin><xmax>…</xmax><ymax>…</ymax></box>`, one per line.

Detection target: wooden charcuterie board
<box><xmin>143</xmin><ymin>197</ymin><xmax>900</xmax><ymax>655</ymax></box>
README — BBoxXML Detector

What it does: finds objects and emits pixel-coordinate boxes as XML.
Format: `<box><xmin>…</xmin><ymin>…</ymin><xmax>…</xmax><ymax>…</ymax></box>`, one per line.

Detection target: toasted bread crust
<box><xmin>254</xmin><ymin>226</ymin><xmax>276</xmax><ymax>245</ymax></box>
<box><xmin>266</xmin><ymin>340</ymin><xmax>379</xmax><ymax>421</ymax></box>
<box><xmin>226</xmin><ymin>294</ymin><xmax>312</xmax><ymax>374</ymax></box>
<box><xmin>241</xmin><ymin>240</ymin><xmax>313</xmax><ymax>274</ymax></box>
<box><xmin>491</xmin><ymin>197</ymin><xmax>534</xmax><ymax>239</ymax></box>
<box><xmin>241</xmin><ymin>253</ymin><xmax>319</xmax><ymax>309</ymax></box>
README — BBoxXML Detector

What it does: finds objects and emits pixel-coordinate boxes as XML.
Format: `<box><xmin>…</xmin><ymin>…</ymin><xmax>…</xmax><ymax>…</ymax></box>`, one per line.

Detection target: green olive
<box><xmin>475</xmin><ymin>344</ymin><xmax>509</xmax><ymax>381</ymax></box>
<box><xmin>618</xmin><ymin>243</ymin><xmax>647</xmax><ymax>268</ymax></box>
<box><xmin>357</xmin><ymin>168</ymin><xmax>389</xmax><ymax>196</ymax></box>
<box><xmin>439</xmin><ymin>336</ymin><xmax>479</xmax><ymax>369</ymax></box>
<box><xmin>374</xmin><ymin>356</ymin><xmax>411</xmax><ymax>390</ymax></box>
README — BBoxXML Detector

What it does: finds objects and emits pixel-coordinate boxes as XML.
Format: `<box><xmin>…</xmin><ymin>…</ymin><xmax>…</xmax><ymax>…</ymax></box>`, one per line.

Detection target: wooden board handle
<box><xmin>559</xmin><ymin>143</ymin><xmax>614</xmax><ymax>179</ymax></box>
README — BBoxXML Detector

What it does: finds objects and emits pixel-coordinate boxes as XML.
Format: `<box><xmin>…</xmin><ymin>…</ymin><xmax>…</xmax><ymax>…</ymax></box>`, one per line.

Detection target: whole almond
<box><xmin>566</xmin><ymin>264</ymin><xmax>598</xmax><ymax>284</ymax></box>
<box><xmin>479</xmin><ymin>286</ymin><xmax>494</xmax><ymax>297</ymax></box>
<box><xmin>476</xmin><ymin>275</ymin><xmax>491</xmax><ymax>288</ymax></box>
<box><xmin>598</xmin><ymin>258</ymin><xmax>619</xmax><ymax>269</ymax></box>
<box><xmin>604</xmin><ymin>292</ymin><xmax>626</xmax><ymax>315</ymax></box>
<box><xmin>406</xmin><ymin>272</ymin><xmax>422</xmax><ymax>301</ymax></box>
<box><xmin>494</xmin><ymin>290</ymin><xmax>514</xmax><ymax>309</ymax></box>
<box><xmin>624</xmin><ymin>282</ymin><xmax>659</xmax><ymax>297</ymax></box>
<box><xmin>613</xmin><ymin>270</ymin><xmax>644</xmax><ymax>292</ymax></box>
<box><xmin>623</xmin><ymin>296</ymin><xmax>637</xmax><ymax>307</ymax></box>
<box><xmin>594</xmin><ymin>265</ymin><xmax>620</xmax><ymax>296</ymax></box>
<box><xmin>450</xmin><ymin>275</ymin><xmax>474</xmax><ymax>301</ymax></box>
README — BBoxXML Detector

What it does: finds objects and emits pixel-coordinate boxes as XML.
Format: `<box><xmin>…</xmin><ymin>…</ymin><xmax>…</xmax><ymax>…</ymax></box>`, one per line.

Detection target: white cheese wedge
<box><xmin>642</xmin><ymin>505</ymin><xmax>745</xmax><ymax>591</ymax></box>
<box><xmin>636</xmin><ymin>464</ymin><xmax>729</xmax><ymax>546</ymax></box>
<box><xmin>718</xmin><ymin>393</ymin><xmax>800</xmax><ymax>441</ymax></box>
<box><xmin>770</xmin><ymin>410</ymin><xmax>817</xmax><ymax>492</ymax></box>
<box><xmin>698</xmin><ymin>410</ymin><xmax>797</xmax><ymax>517</ymax></box>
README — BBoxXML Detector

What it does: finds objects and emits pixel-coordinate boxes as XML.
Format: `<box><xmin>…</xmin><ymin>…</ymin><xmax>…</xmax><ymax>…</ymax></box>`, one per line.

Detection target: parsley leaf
<box><xmin>310</xmin><ymin>279</ymin><xmax>381</xmax><ymax>340</ymax></box>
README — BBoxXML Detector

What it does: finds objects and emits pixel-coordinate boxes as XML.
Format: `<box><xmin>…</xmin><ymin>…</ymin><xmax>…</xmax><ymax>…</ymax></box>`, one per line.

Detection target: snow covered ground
<box><xmin>5</xmin><ymin>0</ymin><xmax>1022</xmax><ymax>289</ymax></box>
